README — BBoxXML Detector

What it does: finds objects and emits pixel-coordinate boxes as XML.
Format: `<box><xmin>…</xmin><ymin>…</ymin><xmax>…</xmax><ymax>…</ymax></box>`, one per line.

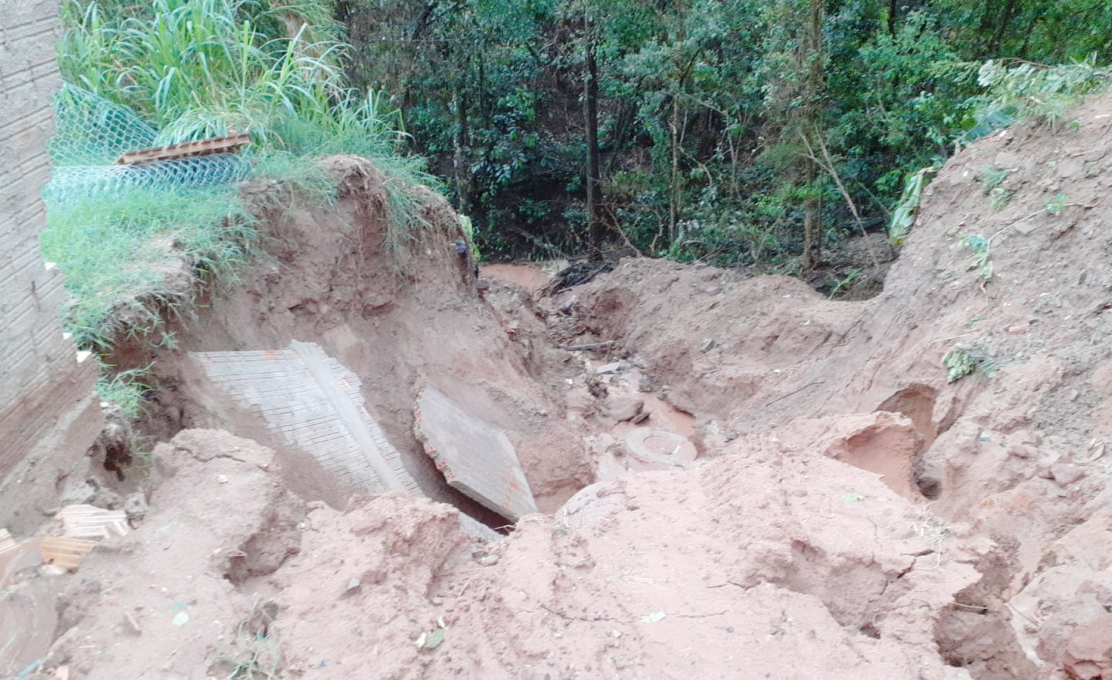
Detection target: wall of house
<box><xmin>0</xmin><ymin>0</ymin><xmax>102</xmax><ymax>533</ymax></box>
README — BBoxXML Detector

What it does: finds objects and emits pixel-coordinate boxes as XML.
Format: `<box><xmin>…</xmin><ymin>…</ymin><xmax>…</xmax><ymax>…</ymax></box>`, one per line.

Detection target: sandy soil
<box><xmin>7</xmin><ymin>94</ymin><xmax>1112</xmax><ymax>679</ymax></box>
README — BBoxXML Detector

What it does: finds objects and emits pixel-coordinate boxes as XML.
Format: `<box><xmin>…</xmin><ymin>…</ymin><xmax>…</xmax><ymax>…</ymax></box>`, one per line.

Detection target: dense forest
<box><xmin>332</xmin><ymin>0</ymin><xmax>1111</xmax><ymax>269</ymax></box>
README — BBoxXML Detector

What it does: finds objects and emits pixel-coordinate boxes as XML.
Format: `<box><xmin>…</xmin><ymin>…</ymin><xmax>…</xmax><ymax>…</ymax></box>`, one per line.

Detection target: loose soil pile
<box><xmin>7</xmin><ymin>95</ymin><xmax>1112</xmax><ymax>679</ymax></box>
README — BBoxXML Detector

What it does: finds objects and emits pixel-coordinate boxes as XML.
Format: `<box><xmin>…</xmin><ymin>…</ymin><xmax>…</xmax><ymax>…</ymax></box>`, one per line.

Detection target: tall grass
<box><xmin>48</xmin><ymin>0</ymin><xmax>437</xmax><ymax>368</ymax></box>
<box><xmin>57</xmin><ymin>0</ymin><xmax>409</xmax><ymax>157</ymax></box>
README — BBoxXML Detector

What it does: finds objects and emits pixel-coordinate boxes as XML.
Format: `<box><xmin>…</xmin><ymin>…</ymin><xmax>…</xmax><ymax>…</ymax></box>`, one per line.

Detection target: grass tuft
<box><xmin>41</xmin><ymin>185</ymin><xmax>256</xmax><ymax>351</ymax></box>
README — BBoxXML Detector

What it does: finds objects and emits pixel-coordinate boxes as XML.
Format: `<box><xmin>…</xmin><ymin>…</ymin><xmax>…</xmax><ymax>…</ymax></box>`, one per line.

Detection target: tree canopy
<box><xmin>337</xmin><ymin>0</ymin><xmax>1111</xmax><ymax>268</ymax></box>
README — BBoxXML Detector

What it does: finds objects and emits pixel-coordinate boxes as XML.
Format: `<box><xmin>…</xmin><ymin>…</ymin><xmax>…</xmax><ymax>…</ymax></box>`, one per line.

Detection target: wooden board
<box><xmin>0</xmin><ymin>529</ymin><xmax>14</xmax><ymax>554</ymax></box>
<box><xmin>114</xmin><ymin>132</ymin><xmax>251</xmax><ymax>166</ymax></box>
<box><xmin>57</xmin><ymin>504</ymin><xmax>129</xmax><ymax>540</ymax></box>
<box><xmin>41</xmin><ymin>537</ymin><xmax>97</xmax><ymax>571</ymax></box>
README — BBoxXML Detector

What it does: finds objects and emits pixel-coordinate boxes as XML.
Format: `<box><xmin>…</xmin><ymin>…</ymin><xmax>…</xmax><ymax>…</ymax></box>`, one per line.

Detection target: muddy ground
<box><xmin>4</xmin><ymin>97</ymin><xmax>1112</xmax><ymax>679</ymax></box>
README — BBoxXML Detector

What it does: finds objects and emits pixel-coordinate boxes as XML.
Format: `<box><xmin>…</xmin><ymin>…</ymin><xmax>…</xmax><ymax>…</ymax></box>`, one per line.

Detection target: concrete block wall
<box><xmin>0</xmin><ymin>0</ymin><xmax>102</xmax><ymax>533</ymax></box>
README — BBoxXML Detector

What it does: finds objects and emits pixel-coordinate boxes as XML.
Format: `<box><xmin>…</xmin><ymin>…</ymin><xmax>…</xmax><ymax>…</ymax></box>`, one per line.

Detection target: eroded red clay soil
<box><xmin>7</xmin><ymin>95</ymin><xmax>1112</xmax><ymax>679</ymax></box>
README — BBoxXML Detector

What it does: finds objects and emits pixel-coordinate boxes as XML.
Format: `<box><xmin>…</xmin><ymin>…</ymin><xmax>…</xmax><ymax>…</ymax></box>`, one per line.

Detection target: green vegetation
<box><xmin>1045</xmin><ymin>193</ymin><xmax>1069</xmax><ymax>216</ymax></box>
<box><xmin>943</xmin><ymin>344</ymin><xmax>1000</xmax><ymax>383</ymax></box>
<box><xmin>49</xmin><ymin>0</ymin><xmax>435</xmax><ymax>409</ymax></box>
<box><xmin>978</xmin><ymin>167</ymin><xmax>1011</xmax><ymax>194</ymax></box>
<box><xmin>887</xmin><ymin>164</ymin><xmax>938</xmax><ymax>246</ymax></box>
<box><xmin>961</xmin><ymin>234</ymin><xmax>994</xmax><ymax>282</ymax></box>
<box><xmin>218</xmin><ymin>600</ymin><xmax>282</xmax><ymax>679</ymax></box>
<box><xmin>42</xmin><ymin>185</ymin><xmax>254</xmax><ymax>351</ymax></box>
<box><xmin>94</xmin><ymin>362</ymin><xmax>153</xmax><ymax>422</ymax></box>
<box><xmin>337</xmin><ymin>0</ymin><xmax>1111</xmax><ymax>266</ymax></box>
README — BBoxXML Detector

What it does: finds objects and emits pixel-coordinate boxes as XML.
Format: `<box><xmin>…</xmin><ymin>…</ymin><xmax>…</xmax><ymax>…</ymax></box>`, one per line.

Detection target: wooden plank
<box><xmin>0</xmin><ymin>529</ymin><xmax>15</xmax><ymax>554</ymax></box>
<box><xmin>40</xmin><ymin>537</ymin><xmax>96</xmax><ymax>571</ymax></box>
<box><xmin>114</xmin><ymin>133</ymin><xmax>251</xmax><ymax>166</ymax></box>
<box><xmin>57</xmin><ymin>504</ymin><xmax>129</xmax><ymax>540</ymax></box>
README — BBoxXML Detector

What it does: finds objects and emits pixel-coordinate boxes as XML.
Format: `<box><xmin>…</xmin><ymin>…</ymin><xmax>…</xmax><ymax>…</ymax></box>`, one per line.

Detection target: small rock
<box><xmin>596</xmin><ymin>362</ymin><xmax>626</xmax><ymax>375</ymax></box>
<box><xmin>478</xmin><ymin>554</ymin><xmax>500</xmax><ymax>567</ymax></box>
<box><xmin>704</xmin><ymin>285</ymin><xmax>721</xmax><ymax>295</ymax></box>
<box><xmin>637</xmin><ymin>376</ymin><xmax>652</xmax><ymax>393</ymax></box>
<box><xmin>40</xmin><ymin>564</ymin><xmax>67</xmax><ymax>577</ymax></box>
<box><xmin>606</xmin><ymin>396</ymin><xmax>645</xmax><ymax>422</ymax></box>
<box><xmin>217</xmin><ymin>475</ymin><xmax>229</xmax><ymax>484</ymax></box>
<box><xmin>1051</xmin><ymin>463</ymin><xmax>1085</xmax><ymax>486</ymax></box>
<box><xmin>1063</xmin><ymin>613</ymin><xmax>1112</xmax><ymax>680</ymax></box>
<box><xmin>699</xmin><ymin>339</ymin><xmax>716</xmax><ymax>353</ymax></box>
<box><xmin>123</xmin><ymin>492</ymin><xmax>149</xmax><ymax>521</ymax></box>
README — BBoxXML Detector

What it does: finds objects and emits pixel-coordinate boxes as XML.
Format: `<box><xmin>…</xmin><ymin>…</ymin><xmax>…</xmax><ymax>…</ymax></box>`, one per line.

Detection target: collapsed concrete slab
<box><xmin>414</xmin><ymin>386</ymin><xmax>538</xmax><ymax>522</ymax></box>
<box><xmin>190</xmin><ymin>340</ymin><xmax>419</xmax><ymax>499</ymax></box>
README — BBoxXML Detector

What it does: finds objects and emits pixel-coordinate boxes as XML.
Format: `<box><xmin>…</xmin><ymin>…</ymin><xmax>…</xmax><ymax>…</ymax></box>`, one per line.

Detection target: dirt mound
<box><xmin>44</xmin><ymin>430</ymin><xmax>303</xmax><ymax>679</ymax></box>
<box><xmin>545</xmin><ymin>93</ymin><xmax>1112</xmax><ymax>676</ymax></box>
<box><xmin>21</xmin><ymin>94</ymin><xmax>1112</xmax><ymax>678</ymax></box>
<box><xmin>267</xmin><ymin>430</ymin><xmax>1001</xmax><ymax>680</ymax></box>
<box><xmin>34</xmin><ymin>426</ymin><xmax>998</xmax><ymax>679</ymax></box>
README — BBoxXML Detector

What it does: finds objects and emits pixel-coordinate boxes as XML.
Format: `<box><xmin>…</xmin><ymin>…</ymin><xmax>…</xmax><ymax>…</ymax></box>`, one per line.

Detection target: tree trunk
<box><xmin>801</xmin><ymin>158</ymin><xmax>820</xmax><ymax>268</ymax></box>
<box><xmin>668</xmin><ymin>2</ymin><xmax>686</xmax><ymax>252</ymax></box>
<box><xmin>584</xmin><ymin>5</ymin><xmax>603</xmax><ymax>257</ymax></box>
<box><xmin>452</xmin><ymin>83</ymin><xmax>472</xmax><ymax>216</ymax></box>
<box><xmin>990</xmin><ymin>0</ymin><xmax>1019</xmax><ymax>54</ymax></box>
<box><xmin>800</xmin><ymin>0</ymin><xmax>824</xmax><ymax>269</ymax></box>
<box><xmin>669</xmin><ymin>93</ymin><xmax>680</xmax><ymax>249</ymax></box>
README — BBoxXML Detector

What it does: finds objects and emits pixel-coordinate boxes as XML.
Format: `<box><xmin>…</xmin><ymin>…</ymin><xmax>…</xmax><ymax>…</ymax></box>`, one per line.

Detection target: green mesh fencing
<box><xmin>43</xmin><ymin>85</ymin><xmax>252</xmax><ymax>206</ymax></box>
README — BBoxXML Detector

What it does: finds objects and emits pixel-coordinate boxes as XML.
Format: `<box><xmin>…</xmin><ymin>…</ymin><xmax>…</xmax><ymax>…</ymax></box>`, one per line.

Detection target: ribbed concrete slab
<box><xmin>190</xmin><ymin>341</ymin><xmax>418</xmax><ymax>499</ymax></box>
<box><xmin>414</xmin><ymin>386</ymin><xmax>537</xmax><ymax>521</ymax></box>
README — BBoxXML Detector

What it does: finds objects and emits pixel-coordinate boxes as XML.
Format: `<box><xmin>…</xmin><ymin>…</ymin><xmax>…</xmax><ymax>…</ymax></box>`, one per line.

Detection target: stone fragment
<box><xmin>606</xmin><ymin>396</ymin><xmax>645</xmax><ymax>422</ymax></box>
<box><xmin>1051</xmin><ymin>463</ymin><xmax>1085</xmax><ymax>486</ymax></box>
<box><xmin>1063</xmin><ymin>614</ymin><xmax>1112</xmax><ymax>680</ymax></box>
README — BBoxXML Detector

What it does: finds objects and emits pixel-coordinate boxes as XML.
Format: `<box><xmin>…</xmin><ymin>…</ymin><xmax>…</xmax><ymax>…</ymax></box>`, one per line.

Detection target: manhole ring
<box><xmin>623</xmin><ymin>428</ymin><xmax>697</xmax><ymax>467</ymax></box>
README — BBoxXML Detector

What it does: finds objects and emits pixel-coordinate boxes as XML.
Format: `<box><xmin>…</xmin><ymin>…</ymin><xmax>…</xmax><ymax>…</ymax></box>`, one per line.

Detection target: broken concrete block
<box><xmin>414</xmin><ymin>386</ymin><xmax>537</xmax><ymax>521</ymax></box>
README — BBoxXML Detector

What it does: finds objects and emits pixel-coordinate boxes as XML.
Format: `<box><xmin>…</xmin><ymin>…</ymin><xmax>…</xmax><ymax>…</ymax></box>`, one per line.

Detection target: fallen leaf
<box><xmin>424</xmin><ymin>629</ymin><xmax>444</xmax><ymax>649</ymax></box>
<box><xmin>172</xmin><ymin>612</ymin><xmax>189</xmax><ymax>626</ymax></box>
<box><xmin>840</xmin><ymin>493</ymin><xmax>865</xmax><ymax>503</ymax></box>
<box><xmin>640</xmin><ymin>611</ymin><xmax>666</xmax><ymax>623</ymax></box>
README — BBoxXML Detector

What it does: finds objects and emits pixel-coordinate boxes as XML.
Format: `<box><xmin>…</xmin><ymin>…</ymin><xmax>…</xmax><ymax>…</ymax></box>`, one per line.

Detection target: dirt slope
<box><xmin>538</xmin><ymin>93</ymin><xmax>1112</xmax><ymax>677</ymax></box>
<box><xmin>17</xmin><ymin>95</ymin><xmax>1112</xmax><ymax>679</ymax></box>
<box><xmin>111</xmin><ymin>156</ymin><xmax>592</xmax><ymax>517</ymax></box>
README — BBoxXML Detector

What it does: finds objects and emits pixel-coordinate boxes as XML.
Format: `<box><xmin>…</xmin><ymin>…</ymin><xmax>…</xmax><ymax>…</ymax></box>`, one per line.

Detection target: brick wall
<box><xmin>0</xmin><ymin>0</ymin><xmax>102</xmax><ymax>533</ymax></box>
